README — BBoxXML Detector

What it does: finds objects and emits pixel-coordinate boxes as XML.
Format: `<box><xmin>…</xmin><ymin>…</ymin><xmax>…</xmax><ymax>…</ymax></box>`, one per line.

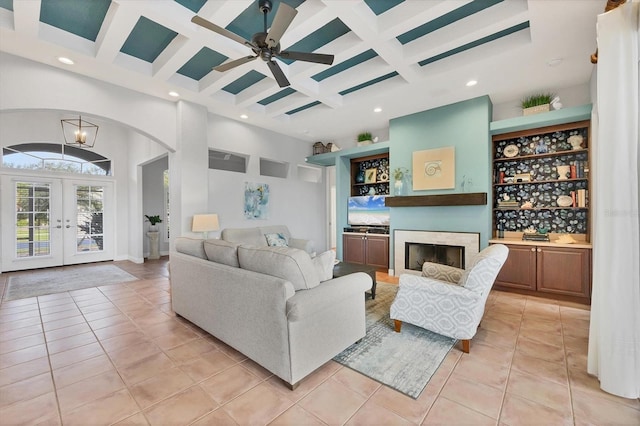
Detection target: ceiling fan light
<box><xmin>466</xmin><ymin>80</ymin><xmax>478</xmax><ymax>87</ymax></box>
<box><xmin>374</xmin><ymin>107</ymin><xmax>382</xmax><ymax>113</ymax></box>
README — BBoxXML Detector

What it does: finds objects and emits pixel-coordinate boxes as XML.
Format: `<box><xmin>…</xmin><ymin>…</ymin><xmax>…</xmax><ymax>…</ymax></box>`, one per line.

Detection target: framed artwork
<box><xmin>364</xmin><ymin>168</ymin><xmax>377</xmax><ymax>184</ymax></box>
<box><xmin>244</xmin><ymin>182</ymin><xmax>269</xmax><ymax>220</ymax></box>
<box><xmin>412</xmin><ymin>147</ymin><xmax>455</xmax><ymax>190</ymax></box>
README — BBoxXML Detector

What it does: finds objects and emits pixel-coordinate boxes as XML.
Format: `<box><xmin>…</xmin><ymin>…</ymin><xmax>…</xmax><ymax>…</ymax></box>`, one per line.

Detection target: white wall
<box><xmin>142</xmin><ymin>156</ymin><xmax>169</xmax><ymax>257</ymax></box>
<box><xmin>206</xmin><ymin>115</ymin><xmax>327</xmax><ymax>252</ymax></box>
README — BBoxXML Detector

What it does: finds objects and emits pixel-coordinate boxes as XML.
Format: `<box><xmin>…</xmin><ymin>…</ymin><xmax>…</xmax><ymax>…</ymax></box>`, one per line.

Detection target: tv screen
<box><xmin>348</xmin><ymin>195</ymin><xmax>390</xmax><ymax>226</ymax></box>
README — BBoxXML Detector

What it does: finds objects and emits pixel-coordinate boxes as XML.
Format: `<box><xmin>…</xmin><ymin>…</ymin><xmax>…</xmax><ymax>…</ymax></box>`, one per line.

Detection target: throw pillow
<box><xmin>174</xmin><ymin>237</ymin><xmax>207</xmax><ymax>259</ymax></box>
<box><xmin>312</xmin><ymin>250</ymin><xmax>336</xmax><ymax>282</ymax></box>
<box><xmin>265</xmin><ymin>233</ymin><xmax>289</xmax><ymax>247</ymax></box>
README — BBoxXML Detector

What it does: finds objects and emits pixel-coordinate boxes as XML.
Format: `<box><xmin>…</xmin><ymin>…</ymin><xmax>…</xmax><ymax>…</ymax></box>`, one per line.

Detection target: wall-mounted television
<box><xmin>348</xmin><ymin>195</ymin><xmax>390</xmax><ymax>226</ymax></box>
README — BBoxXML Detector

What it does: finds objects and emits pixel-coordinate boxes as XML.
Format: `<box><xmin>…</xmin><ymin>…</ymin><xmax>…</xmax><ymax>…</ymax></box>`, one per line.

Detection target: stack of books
<box><xmin>497</xmin><ymin>199</ymin><xmax>520</xmax><ymax>209</ymax></box>
<box><xmin>522</xmin><ymin>233</ymin><xmax>550</xmax><ymax>242</ymax></box>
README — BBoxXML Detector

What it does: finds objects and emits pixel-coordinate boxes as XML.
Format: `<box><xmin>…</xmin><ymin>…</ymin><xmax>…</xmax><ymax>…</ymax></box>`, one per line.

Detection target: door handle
<box><xmin>56</xmin><ymin>225</ymin><xmax>62</xmax><ymax>229</ymax></box>
<box><xmin>66</xmin><ymin>225</ymin><xmax>73</xmax><ymax>229</ymax></box>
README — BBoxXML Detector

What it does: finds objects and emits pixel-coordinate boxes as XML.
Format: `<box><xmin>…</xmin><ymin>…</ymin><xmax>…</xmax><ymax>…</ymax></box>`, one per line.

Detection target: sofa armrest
<box><xmin>398</xmin><ymin>273</ymin><xmax>479</xmax><ymax>302</ymax></box>
<box><xmin>421</xmin><ymin>262</ymin><xmax>464</xmax><ymax>284</ymax></box>
<box><xmin>286</xmin><ymin>272</ymin><xmax>371</xmax><ymax>322</ymax></box>
<box><xmin>289</xmin><ymin>237</ymin><xmax>314</xmax><ymax>255</ymax></box>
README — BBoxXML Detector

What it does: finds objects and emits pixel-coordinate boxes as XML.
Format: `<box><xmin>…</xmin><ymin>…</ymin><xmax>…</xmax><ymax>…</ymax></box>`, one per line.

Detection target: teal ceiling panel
<box><xmin>311</xmin><ymin>49</ymin><xmax>378</xmax><ymax>82</ymax></box>
<box><xmin>364</xmin><ymin>0</ymin><xmax>404</xmax><ymax>16</ymax></box>
<box><xmin>174</xmin><ymin>0</ymin><xmax>207</xmax><ymax>13</ymax></box>
<box><xmin>222</xmin><ymin>70</ymin><xmax>267</xmax><ymax>94</ymax></box>
<box><xmin>227</xmin><ymin>0</ymin><xmax>306</xmax><ymax>42</ymax></box>
<box><xmin>258</xmin><ymin>87</ymin><xmax>297</xmax><ymax>105</ymax></box>
<box><xmin>0</xmin><ymin>0</ymin><xmax>13</xmax><ymax>11</ymax></box>
<box><xmin>339</xmin><ymin>71</ymin><xmax>399</xmax><ymax>96</ymax></box>
<box><xmin>280</xmin><ymin>18</ymin><xmax>350</xmax><ymax>65</ymax></box>
<box><xmin>397</xmin><ymin>0</ymin><xmax>503</xmax><ymax>45</ymax></box>
<box><xmin>286</xmin><ymin>101</ymin><xmax>321</xmax><ymax>115</ymax></box>
<box><xmin>418</xmin><ymin>21</ymin><xmax>529</xmax><ymax>66</ymax></box>
<box><xmin>120</xmin><ymin>16</ymin><xmax>178</xmax><ymax>63</ymax></box>
<box><xmin>40</xmin><ymin>0</ymin><xmax>110</xmax><ymax>41</ymax></box>
<box><xmin>177</xmin><ymin>47</ymin><xmax>228</xmax><ymax>81</ymax></box>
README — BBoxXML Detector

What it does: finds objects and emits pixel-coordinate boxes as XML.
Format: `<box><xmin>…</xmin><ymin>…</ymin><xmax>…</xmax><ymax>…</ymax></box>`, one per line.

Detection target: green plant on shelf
<box><xmin>521</xmin><ymin>93</ymin><xmax>555</xmax><ymax>109</ymax></box>
<box><xmin>144</xmin><ymin>215</ymin><xmax>163</xmax><ymax>225</ymax></box>
<box><xmin>357</xmin><ymin>132</ymin><xmax>372</xmax><ymax>142</ymax></box>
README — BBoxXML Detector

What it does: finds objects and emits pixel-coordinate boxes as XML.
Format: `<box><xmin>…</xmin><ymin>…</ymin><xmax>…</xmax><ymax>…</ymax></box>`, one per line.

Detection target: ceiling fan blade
<box><xmin>266</xmin><ymin>60</ymin><xmax>290</xmax><ymax>87</ymax></box>
<box><xmin>214</xmin><ymin>55</ymin><xmax>258</xmax><ymax>72</ymax></box>
<box><xmin>278</xmin><ymin>50</ymin><xmax>334</xmax><ymax>65</ymax></box>
<box><xmin>191</xmin><ymin>15</ymin><xmax>254</xmax><ymax>48</ymax></box>
<box><xmin>266</xmin><ymin>2</ymin><xmax>298</xmax><ymax>49</ymax></box>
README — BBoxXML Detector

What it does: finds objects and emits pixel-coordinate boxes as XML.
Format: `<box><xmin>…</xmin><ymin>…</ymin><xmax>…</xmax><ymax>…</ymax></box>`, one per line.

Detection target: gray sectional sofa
<box><xmin>170</xmin><ymin>236</ymin><xmax>372</xmax><ymax>389</ymax></box>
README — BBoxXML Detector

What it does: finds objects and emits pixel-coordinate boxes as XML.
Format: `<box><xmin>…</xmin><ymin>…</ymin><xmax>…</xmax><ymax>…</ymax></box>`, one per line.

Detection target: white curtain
<box><xmin>588</xmin><ymin>0</ymin><xmax>640</xmax><ymax>399</ymax></box>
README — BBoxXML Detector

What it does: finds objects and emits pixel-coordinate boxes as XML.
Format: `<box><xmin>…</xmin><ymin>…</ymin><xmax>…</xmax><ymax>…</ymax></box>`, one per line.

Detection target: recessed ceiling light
<box><xmin>240</xmin><ymin>114</ymin><xmax>248</xmax><ymax>119</ymax></box>
<box><xmin>168</xmin><ymin>91</ymin><xmax>180</xmax><ymax>97</ymax></box>
<box><xmin>373</xmin><ymin>107</ymin><xmax>382</xmax><ymax>113</ymax></box>
<box><xmin>466</xmin><ymin>80</ymin><xmax>478</xmax><ymax>87</ymax></box>
<box><xmin>57</xmin><ymin>57</ymin><xmax>74</xmax><ymax>65</ymax></box>
<box><xmin>547</xmin><ymin>58</ymin><xmax>563</xmax><ymax>67</ymax></box>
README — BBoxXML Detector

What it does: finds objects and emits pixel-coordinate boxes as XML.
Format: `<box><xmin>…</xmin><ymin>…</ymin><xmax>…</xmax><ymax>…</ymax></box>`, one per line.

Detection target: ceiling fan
<box><xmin>191</xmin><ymin>0</ymin><xmax>334</xmax><ymax>87</ymax></box>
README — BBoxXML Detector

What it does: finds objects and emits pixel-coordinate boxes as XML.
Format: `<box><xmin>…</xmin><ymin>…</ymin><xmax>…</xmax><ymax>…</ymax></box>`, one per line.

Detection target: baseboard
<box><xmin>127</xmin><ymin>256</ymin><xmax>144</xmax><ymax>264</ymax></box>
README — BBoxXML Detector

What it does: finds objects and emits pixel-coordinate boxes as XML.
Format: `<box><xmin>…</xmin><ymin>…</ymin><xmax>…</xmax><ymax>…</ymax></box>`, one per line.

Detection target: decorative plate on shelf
<box><xmin>557</xmin><ymin>195</ymin><xmax>573</xmax><ymax>207</ymax></box>
<box><xmin>503</xmin><ymin>144</ymin><xmax>519</xmax><ymax>158</ymax></box>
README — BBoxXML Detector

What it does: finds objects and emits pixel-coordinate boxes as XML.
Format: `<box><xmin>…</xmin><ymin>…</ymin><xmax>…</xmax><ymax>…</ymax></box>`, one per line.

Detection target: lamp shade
<box><xmin>192</xmin><ymin>214</ymin><xmax>220</xmax><ymax>234</ymax></box>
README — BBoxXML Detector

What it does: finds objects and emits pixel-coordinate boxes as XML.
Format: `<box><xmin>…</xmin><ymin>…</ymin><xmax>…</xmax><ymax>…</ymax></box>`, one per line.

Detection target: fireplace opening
<box><xmin>405</xmin><ymin>242</ymin><xmax>464</xmax><ymax>271</ymax></box>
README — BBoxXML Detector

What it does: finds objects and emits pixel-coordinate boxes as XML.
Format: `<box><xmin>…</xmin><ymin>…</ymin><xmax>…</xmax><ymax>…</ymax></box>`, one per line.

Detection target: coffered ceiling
<box><xmin>0</xmin><ymin>0</ymin><xmax>602</xmax><ymax>142</ymax></box>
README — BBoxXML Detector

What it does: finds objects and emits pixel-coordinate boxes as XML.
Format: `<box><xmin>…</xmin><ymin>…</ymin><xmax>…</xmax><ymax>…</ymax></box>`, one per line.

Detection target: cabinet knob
<box><xmin>531</xmin><ymin>248</ymin><xmax>536</xmax><ymax>252</ymax></box>
<box><xmin>537</xmin><ymin>248</ymin><xmax>542</xmax><ymax>252</ymax></box>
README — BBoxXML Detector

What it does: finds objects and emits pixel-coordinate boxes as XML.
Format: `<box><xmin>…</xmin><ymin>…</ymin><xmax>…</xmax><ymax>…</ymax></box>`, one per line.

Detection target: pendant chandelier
<box><xmin>61</xmin><ymin>115</ymin><xmax>99</xmax><ymax>148</ymax></box>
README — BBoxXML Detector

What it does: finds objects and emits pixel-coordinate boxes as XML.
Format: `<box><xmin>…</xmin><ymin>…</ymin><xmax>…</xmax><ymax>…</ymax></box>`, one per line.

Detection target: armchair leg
<box><xmin>394</xmin><ymin>320</ymin><xmax>402</xmax><ymax>332</ymax></box>
<box><xmin>461</xmin><ymin>339</ymin><xmax>470</xmax><ymax>353</ymax></box>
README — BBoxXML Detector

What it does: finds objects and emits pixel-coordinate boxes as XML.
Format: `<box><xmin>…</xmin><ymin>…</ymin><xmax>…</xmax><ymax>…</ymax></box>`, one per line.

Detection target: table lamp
<box><xmin>192</xmin><ymin>214</ymin><xmax>220</xmax><ymax>239</ymax></box>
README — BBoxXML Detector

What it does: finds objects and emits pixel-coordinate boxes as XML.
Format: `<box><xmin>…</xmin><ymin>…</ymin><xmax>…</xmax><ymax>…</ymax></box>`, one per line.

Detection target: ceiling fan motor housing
<box><xmin>259</xmin><ymin>0</ymin><xmax>273</xmax><ymax>14</ymax></box>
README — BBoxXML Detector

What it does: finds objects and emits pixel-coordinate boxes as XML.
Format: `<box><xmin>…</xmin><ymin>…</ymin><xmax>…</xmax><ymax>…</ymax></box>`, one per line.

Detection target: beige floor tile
<box><xmin>440</xmin><ymin>374</ymin><xmax>504</xmax><ymax>419</ymax></box>
<box><xmin>499</xmin><ymin>393</ymin><xmax>572</xmax><ymax>425</ymax></box>
<box><xmin>49</xmin><ymin>342</ymin><xmax>105</xmax><ymax>370</ymax></box>
<box><xmin>42</xmin><ymin>315</ymin><xmax>85</xmax><ymax>332</ymax></box>
<box><xmin>151</xmin><ymin>327</ymin><xmax>198</xmax><ymax>350</ymax></box>
<box><xmin>39</xmin><ymin>302</ymin><xmax>76</xmax><ymax>315</ymax></box>
<box><xmin>222</xmin><ymin>383</ymin><xmax>294</xmax><ymax>425</ymax></box>
<box><xmin>568</xmin><ymin>368</ymin><xmax>640</xmax><ymax>410</ymax></box>
<box><xmin>0</xmin><ymin>323</ymin><xmax>43</xmax><ymax>342</ymax></box>
<box><xmin>52</xmin><ymin>354</ymin><xmax>115</xmax><ymax>389</ymax></box>
<box><xmin>46</xmin><ymin>331</ymin><xmax>97</xmax><ymax>354</ymax></box>
<box><xmin>142</xmin><ymin>320</ymin><xmax>187</xmax><ymax>338</ymax></box>
<box><xmin>506</xmin><ymin>369</ymin><xmax>572</xmax><ymax>413</ymax></box>
<box><xmin>40</xmin><ymin>308</ymin><xmax>82</xmax><ymax>323</ymax></box>
<box><xmin>144</xmin><ymin>385</ymin><xmax>218</xmax><ymax>426</ymax></box>
<box><xmin>331</xmin><ymin>366</ymin><xmax>381</xmax><ymax>398</ymax></box>
<box><xmin>200</xmin><ymin>364</ymin><xmax>262</xmax><ymax>405</ymax></box>
<box><xmin>238</xmin><ymin>359</ymin><xmax>274</xmax><ymax>381</ymax></box>
<box><xmin>0</xmin><ymin>372</ymin><xmax>54</xmax><ymax>408</ymax></box>
<box><xmin>82</xmin><ymin>307</ymin><xmax>122</xmax><ymax>322</ymax></box>
<box><xmin>473</xmin><ymin>327</ymin><xmax>518</xmax><ymax>349</ymax></box>
<box><xmin>264</xmin><ymin>361</ymin><xmax>342</xmax><ymax>402</ymax></box>
<box><xmin>423</xmin><ymin>397</ymin><xmax>496</xmax><ymax>425</ymax></box>
<box><xmin>0</xmin><ymin>332</ymin><xmax>45</xmax><ymax>354</ymax></box>
<box><xmin>93</xmin><ymin>321</ymin><xmax>139</xmax><ymax>341</ymax></box>
<box><xmin>368</xmin><ymin>375</ymin><xmax>440</xmax><ymax>424</ymax></box>
<box><xmin>61</xmin><ymin>389</ymin><xmax>139</xmax><ymax>426</ymax></box>
<box><xmin>510</xmin><ymin>352</ymin><xmax>568</xmax><ymax>386</ymax></box>
<box><xmin>57</xmin><ymin>369</ymin><xmax>126</xmax><ymax>414</ymax></box>
<box><xmin>132</xmin><ymin>311</ymin><xmax>173</xmax><ymax>328</ymax></box>
<box><xmin>517</xmin><ymin>326</ymin><xmax>564</xmax><ymax>348</ymax></box>
<box><xmin>520</xmin><ymin>316</ymin><xmax>562</xmax><ymax>334</ymax></box>
<box><xmin>100</xmin><ymin>331</ymin><xmax>150</xmax><ymax>354</ymax></box>
<box><xmin>480</xmin><ymin>314</ymin><xmax>521</xmax><ymax>336</ymax></box>
<box><xmin>346</xmin><ymin>399</ymin><xmax>414</xmax><ymax>426</ymax></box>
<box><xmin>129</xmin><ymin>366</ymin><xmax>194</xmax><ymax>408</ymax></box>
<box><xmin>298</xmin><ymin>378</ymin><xmax>367</xmax><ymax>425</ymax></box>
<box><xmin>108</xmin><ymin>341</ymin><xmax>162</xmax><ymax>368</ymax></box>
<box><xmin>0</xmin><ymin>391</ymin><xmax>60</xmax><ymax>425</ymax></box>
<box><xmin>0</xmin><ymin>308</ymin><xmax>40</xmax><ymax>323</ymax></box>
<box><xmin>0</xmin><ymin>343</ymin><xmax>48</xmax><ymax>369</ymax></box>
<box><xmin>44</xmin><ymin>323</ymin><xmax>92</xmax><ymax>342</ymax></box>
<box><xmin>192</xmin><ymin>408</ymin><xmax>239</xmax><ymax>425</ymax></box>
<box><xmin>112</xmin><ymin>412</ymin><xmax>150</xmax><ymax>426</ymax></box>
<box><xmin>179</xmin><ymin>349</ymin><xmax>237</xmax><ymax>382</ymax></box>
<box><xmin>572</xmin><ymin>389</ymin><xmax>640</xmax><ymax>425</ymax></box>
<box><xmin>0</xmin><ymin>315</ymin><xmax>41</xmax><ymax>332</ymax></box>
<box><xmin>463</xmin><ymin>341</ymin><xmax>514</xmax><ymax>366</ymax></box>
<box><xmin>0</xmin><ymin>356</ymin><xmax>50</xmax><ymax>387</ymax></box>
<box><xmin>118</xmin><ymin>352</ymin><xmax>176</xmax><ymax>386</ymax></box>
<box><xmin>450</xmin><ymin>355</ymin><xmax>510</xmax><ymax>389</ymax></box>
<box><xmin>515</xmin><ymin>336</ymin><xmax>566</xmax><ymax>363</ymax></box>
<box><xmin>88</xmin><ymin>314</ymin><xmax>131</xmax><ymax>331</ymax></box>
<box><xmin>165</xmin><ymin>338</ymin><xmax>217</xmax><ymax>364</ymax></box>
<box><xmin>269</xmin><ymin>405</ymin><xmax>325</xmax><ymax>426</ymax></box>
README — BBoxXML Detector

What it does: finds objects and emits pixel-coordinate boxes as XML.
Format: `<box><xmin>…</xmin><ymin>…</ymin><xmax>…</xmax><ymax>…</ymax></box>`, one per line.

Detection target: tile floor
<box><xmin>0</xmin><ymin>258</ymin><xmax>638</xmax><ymax>425</ymax></box>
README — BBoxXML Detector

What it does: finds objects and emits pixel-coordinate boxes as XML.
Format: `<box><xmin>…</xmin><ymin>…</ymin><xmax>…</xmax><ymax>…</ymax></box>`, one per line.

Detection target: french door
<box><xmin>1</xmin><ymin>174</ymin><xmax>114</xmax><ymax>272</ymax></box>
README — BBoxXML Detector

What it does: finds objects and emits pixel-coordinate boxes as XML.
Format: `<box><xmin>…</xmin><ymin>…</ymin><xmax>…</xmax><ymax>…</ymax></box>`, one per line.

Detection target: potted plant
<box><xmin>357</xmin><ymin>131</ymin><xmax>373</xmax><ymax>147</ymax></box>
<box><xmin>521</xmin><ymin>93</ymin><xmax>555</xmax><ymax>116</ymax></box>
<box><xmin>392</xmin><ymin>167</ymin><xmax>410</xmax><ymax>196</ymax></box>
<box><xmin>145</xmin><ymin>214</ymin><xmax>162</xmax><ymax>231</ymax></box>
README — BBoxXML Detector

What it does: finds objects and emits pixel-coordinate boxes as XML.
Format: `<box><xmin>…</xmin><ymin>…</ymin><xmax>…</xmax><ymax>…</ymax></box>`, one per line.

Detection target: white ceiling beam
<box><xmin>12</xmin><ymin>0</ymin><xmax>40</xmax><ymax>37</ymax></box>
<box><xmin>95</xmin><ymin>1</ymin><xmax>141</xmax><ymax>63</ymax></box>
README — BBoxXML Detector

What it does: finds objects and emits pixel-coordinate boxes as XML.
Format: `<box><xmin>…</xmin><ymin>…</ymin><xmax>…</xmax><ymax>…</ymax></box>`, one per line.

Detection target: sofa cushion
<box><xmin>221</xmin><ymin>227</ymin><xmax>266</xmax><ymax>246</ymax></box>
<box><xmin>204</xmin><ymin>239</ymin><xmax>240</xmax><ymax>267</ymax></box>
<box><xmin>265</xmin><ymin>233</ymin><xmax>289</xmax><ymax>247</ymax></box>
<box><xmin>312</xmin><ymin>250</ymin><xmax>336</xmax><ymax>282</ymax></box>
<box><xmin>238</xmin><ymin>245</ymin><xmax>320</xmax><ymax>290</ymax></box>
<box><xmin>175</xmin><ymin>237</ymin><xmax>207</xmax><ymax>259</ymax></box>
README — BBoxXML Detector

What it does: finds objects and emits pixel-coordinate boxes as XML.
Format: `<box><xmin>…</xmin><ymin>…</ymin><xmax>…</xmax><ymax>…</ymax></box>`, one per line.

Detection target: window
<box><xmin>2</xmin><ymin>143</ymin><xmax>111</xmax><ymax>175</ymax></box>
<box><xmin>208</xmin><ymin>149</ymin><xmax>247</xmax><ymax>173</ymax></box>
<box><xmin>260</xmin><ymin>158</ymin><xmax>289</xmax><ymax>178</ymax></box>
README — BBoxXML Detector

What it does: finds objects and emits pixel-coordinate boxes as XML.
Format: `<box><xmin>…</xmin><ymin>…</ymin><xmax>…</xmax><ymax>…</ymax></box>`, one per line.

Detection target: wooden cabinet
<box><xmin>343</xmin><ymin>233</ymin><xmax>389</xmax><ymax>270</ymax></box>
<box><xmin>494</xmin><ymin>243</ymin><xmax>591</xmax><ymax>303</ymax></box>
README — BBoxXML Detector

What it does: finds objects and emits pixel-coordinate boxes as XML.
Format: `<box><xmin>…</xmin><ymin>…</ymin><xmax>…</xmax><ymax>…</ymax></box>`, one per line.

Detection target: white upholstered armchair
<box><xmin>390</xmin><ymin>244</ymin><xmax>509</xmax><ymax>353</ymax></box>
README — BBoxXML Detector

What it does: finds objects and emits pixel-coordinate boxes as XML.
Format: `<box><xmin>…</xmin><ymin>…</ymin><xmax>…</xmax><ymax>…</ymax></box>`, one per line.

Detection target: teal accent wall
<box><xmin>389</xmin><ymin>96</ymin><xmax>493</xmax><ymax>264</ymax></box>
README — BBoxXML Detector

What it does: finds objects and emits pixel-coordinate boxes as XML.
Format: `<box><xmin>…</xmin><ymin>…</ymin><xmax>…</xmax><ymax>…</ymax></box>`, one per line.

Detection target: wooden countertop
<box><xmin>489</xmin><ymin>237</ymin><xmax>592</xmax><ymax>249</ymax></box>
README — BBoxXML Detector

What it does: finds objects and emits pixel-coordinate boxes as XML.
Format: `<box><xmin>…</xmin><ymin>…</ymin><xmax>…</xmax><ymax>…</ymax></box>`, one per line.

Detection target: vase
<box><xmin>149</xmin><ymin>225</ymin><xmax>158</xmax><ymax>232</ymax></box>
<box><xmin>394</xmin><ymin>180</ymin><xmax>405</xmax><ymax>196</ymax></box>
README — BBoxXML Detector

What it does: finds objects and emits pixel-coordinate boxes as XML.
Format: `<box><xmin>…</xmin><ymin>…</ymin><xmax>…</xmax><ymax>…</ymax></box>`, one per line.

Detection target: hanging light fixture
<box><xmin>61</xmin><ymin>115</ymin><xmax>99</xmax><ymax>148</ymax></box>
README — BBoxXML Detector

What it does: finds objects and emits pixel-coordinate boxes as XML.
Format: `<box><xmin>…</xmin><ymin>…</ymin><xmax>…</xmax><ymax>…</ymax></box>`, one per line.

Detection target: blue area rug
<box><xmin>334</xmin><ymin>282</ymin><xmax>456</xmax><ymax>399</ymax></box>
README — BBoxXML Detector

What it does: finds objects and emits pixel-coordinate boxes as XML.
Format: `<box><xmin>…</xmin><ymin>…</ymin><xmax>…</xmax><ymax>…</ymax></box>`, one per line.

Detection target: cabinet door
<box><xmin>495</xmin><ymin>244</ymin><xmax>537</xmax><ymax>290</ymax></box>
<box><xmin>343</xmin><ymin>234</ymin><xmax>366</xmax><ymax>264</ymax></box>
<box><xmin>365</xmin><ymin>235</ymin><xmax>389</xmax><ymax>269</ymax></box>
<box><xmin>537</xmin><ymin>247</ymin><xmax>591</xmax><ymax>298</ymax></box>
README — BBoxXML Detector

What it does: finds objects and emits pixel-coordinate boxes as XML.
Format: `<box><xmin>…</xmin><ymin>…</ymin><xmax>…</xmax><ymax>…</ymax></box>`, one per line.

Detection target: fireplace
<box><xmin>405</xmin><ymin>242</ymin><xmax>464</xmax><ymax>271</ymax></box>
<box><xmin>393</xmin><ymin>230</ymin><xmax>480</xmax><ymax>276</ymax></box>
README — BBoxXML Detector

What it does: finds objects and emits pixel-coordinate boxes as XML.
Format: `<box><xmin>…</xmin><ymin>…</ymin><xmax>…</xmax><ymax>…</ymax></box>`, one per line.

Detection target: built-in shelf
<box><xmin>490</xmin><ymin>104</ymin><xmax>592</xmax><ymax>135</ymax></box>
<box><xmin>385</xmin><ymin>192</ymin><xmax>487</xmax><ymax>207</ymax></box>
<box><xmin>304</xmin><ymin>142</ymin><xmax>390</xmax><ymax>166</ymax></box>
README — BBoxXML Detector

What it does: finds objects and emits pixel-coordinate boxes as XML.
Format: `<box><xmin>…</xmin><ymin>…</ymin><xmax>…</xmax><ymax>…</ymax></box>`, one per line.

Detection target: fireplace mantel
<box><xmin>385</xmin><ymin>192</ymin><xmax>487</xmax><ymax>207</ymax></box>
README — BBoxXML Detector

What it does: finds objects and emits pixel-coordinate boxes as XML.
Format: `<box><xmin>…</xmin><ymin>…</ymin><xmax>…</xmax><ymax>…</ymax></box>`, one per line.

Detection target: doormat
<box><xmin>334</xmin><ymin>282</ymin><xmax>456</xmax><ymax>399</ymax></box>
<box><xmin>4</xmin><ymin>264</ymin><xmax>138</xmax><ymax>301</ymax></box>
